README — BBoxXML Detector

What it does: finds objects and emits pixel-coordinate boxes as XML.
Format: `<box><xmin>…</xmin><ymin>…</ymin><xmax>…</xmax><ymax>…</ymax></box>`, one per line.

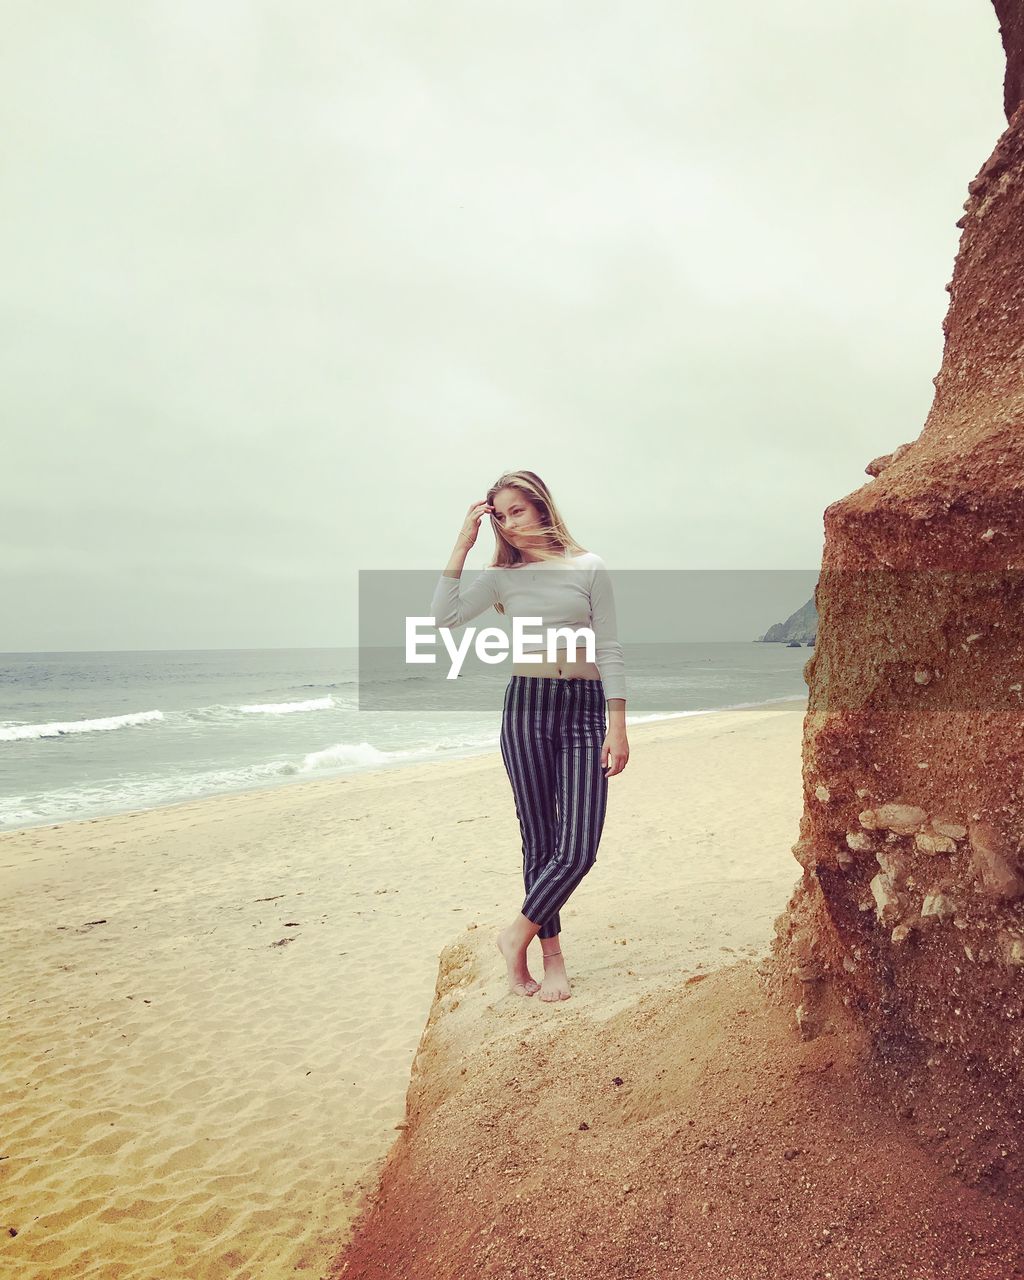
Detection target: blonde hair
<box><xmin>484</xmin><ymin>470</ymin><xmax>587</xmax><ymax>616</ymax></box>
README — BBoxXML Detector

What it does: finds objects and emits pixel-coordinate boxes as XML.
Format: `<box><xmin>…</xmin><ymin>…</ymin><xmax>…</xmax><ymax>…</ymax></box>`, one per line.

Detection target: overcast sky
<box><xmin>1</xmin><ymin>0</ymin><xmax>1007</xmax><ymax>651</ymax></box>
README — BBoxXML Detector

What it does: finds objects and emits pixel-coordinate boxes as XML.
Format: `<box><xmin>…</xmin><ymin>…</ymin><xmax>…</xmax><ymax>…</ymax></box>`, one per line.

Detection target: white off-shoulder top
<box><xmin>429</xmin><ymin>551</ymin><xmax>626</xmax><ymax>700</ymax></box>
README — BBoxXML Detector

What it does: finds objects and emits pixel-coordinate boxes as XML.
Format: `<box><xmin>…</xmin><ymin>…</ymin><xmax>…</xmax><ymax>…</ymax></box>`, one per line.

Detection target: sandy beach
<box><xmin>1</xmin><ymin>701</ymin><xmax>807</xmax><ymax>1279</ymax></box>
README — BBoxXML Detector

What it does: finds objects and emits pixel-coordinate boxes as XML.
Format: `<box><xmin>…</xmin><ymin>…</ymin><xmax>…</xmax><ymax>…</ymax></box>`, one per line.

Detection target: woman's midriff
<box><xmin>510</xmin><ymin>647</ymin><xmax>602</xmax><ymax>681</ymax></box>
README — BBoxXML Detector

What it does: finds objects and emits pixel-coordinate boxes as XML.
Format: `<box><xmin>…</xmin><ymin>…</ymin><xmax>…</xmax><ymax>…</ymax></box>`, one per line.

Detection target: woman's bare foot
<box><xmin>495</xmin><ymin>926</ymin><xmax>540</xmax><ymax>996</ymax></box>
<box><xmin>538</xmin><ymin>950</ymin><xmax>571</xmax><ymax>1001</ymax></box>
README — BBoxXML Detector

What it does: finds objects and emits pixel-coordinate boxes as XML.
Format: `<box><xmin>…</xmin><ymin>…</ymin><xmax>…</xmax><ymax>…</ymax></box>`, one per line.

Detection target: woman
<box><xmin>430</xmin><ymin>469</ymin><xmax>629</xmax><ymax>1003</ymax></box>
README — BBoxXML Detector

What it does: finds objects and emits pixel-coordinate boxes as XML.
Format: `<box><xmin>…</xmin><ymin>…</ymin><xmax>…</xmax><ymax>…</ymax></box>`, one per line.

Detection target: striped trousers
<box><xmin>498</xmin><ymin>674</ymin><xmax>609</xmax><ymax>940</ymax></box>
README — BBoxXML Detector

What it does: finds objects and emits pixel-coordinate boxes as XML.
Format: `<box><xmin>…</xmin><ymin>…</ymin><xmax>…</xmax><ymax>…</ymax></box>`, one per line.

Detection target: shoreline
<box><xmin>1</xmin><ymin>700</ymin><xmax>807</xmax><ymax>1278</ymax></box>
<box><xmin>0</xmin><ymin>692</ymin><xmax>808</xmax><ymax>840</ymax></box>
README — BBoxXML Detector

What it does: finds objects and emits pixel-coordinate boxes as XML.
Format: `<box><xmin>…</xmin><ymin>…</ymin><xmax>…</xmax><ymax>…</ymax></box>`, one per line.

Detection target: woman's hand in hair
<box><xmin>457</xmin><ymin>500</ymin><xmax>495</xmax><ymax>550</ymax></box>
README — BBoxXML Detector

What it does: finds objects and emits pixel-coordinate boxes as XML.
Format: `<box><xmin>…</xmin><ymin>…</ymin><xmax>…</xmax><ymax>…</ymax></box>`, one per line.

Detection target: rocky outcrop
<box><xmin>762</xmin><ymin>1</ymin><xmax>1024</xmax><ymax>1203</ymax></box>
<box><xmin>758</xmin><ymin>597</ymin><xmax>818</xmax><ymax>644</ymax></box>
<box><xmin>333</xmin><ymin>937</ymin><xmax>1024</xmax><ymax>1279</ymax></box>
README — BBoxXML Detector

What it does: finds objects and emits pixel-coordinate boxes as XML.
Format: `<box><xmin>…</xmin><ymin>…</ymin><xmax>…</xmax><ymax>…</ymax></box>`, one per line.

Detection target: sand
<box><xmin>0</xmin><ymin>701</ymin><xmax>809</xmax><ymax>1279</ymax></box>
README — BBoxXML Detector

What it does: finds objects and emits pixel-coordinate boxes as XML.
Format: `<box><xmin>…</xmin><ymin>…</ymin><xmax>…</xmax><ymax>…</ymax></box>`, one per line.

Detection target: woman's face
<box><xmin>490</xmin><ymin>488</ymin><xmax>546</xmax><ymax>546</ymax></box>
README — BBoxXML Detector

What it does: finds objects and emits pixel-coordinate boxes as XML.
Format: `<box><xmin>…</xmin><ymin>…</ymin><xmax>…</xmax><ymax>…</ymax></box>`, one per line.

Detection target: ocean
<box><xmin>0</xmin><ymin>644</ymin><xmax>810</xmax><ymax>832</ymax></box>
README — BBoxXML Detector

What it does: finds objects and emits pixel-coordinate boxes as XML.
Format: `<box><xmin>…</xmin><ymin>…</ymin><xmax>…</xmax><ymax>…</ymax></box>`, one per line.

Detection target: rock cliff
<box><xmin>762</xmin><ymin>0</ymin><xmax>1024</xmax><ymax>1203</ymax></box>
